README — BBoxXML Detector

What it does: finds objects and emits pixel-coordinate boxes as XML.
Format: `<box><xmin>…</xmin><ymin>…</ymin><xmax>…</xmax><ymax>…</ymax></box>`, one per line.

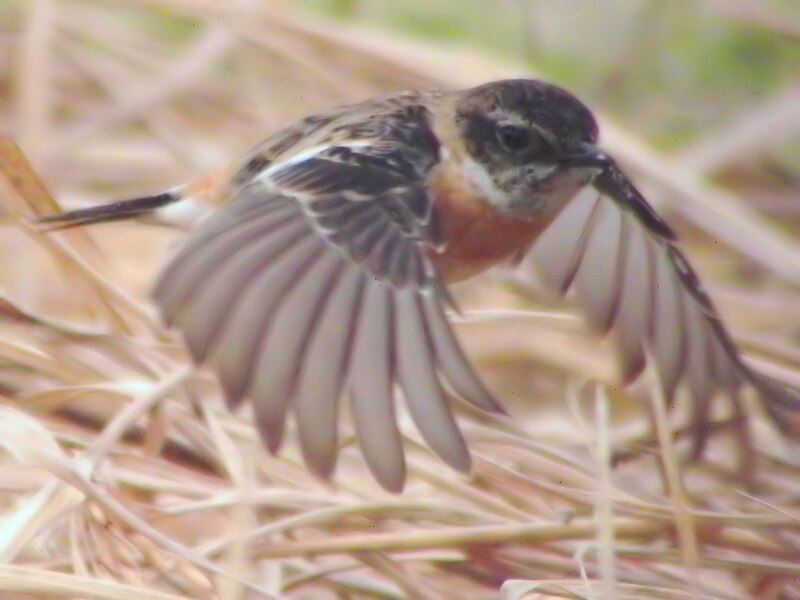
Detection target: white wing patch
<box><xmin>257</xmin><ymin>140</ymin><xmax>376</xmax><ymax>182</ymax></box>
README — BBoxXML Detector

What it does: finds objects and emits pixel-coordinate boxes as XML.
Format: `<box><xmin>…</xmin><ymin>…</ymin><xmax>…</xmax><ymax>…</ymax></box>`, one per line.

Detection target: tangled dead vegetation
<box><xmin>1</xmin><ymin>2</ymin><xmax>799</xmax><ymax>598</ymax></box>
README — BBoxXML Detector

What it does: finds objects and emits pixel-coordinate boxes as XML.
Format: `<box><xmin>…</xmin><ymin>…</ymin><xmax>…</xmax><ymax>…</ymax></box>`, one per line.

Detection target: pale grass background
<box><xmin>0</xmin><ymin>1</ymin><xmax>799</xmax><ymax>598</ymax></box>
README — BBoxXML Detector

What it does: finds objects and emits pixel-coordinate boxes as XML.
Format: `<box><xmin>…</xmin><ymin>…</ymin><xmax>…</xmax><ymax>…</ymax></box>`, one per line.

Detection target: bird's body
<box><xmin>38</xmin><ymin>79</ymin><xmax>800</xmax><ymax>490</ymax></box>
<box><xmin>426</xmin><ymin>165</ymin><xmax>546</xmax><ymax>282</ymax></box>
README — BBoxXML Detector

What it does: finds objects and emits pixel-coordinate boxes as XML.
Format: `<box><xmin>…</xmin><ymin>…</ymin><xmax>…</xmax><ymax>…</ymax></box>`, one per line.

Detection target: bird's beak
<box><xmin>558</xmin><ymin>142</ymin><xmax>611</xmax><ymax>168</ymax></box>
<box><xmin>562</xmin><ymin>142</ymin><xmax>678</xmax><ymax>241</ymax></box>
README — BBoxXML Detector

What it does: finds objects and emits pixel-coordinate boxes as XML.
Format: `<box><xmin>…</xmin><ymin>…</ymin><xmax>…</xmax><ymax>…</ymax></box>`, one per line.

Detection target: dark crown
<box><xmin>458</xmin><ymin>79</ymin><xmax>599</xmax><ymax>146</ymax></box>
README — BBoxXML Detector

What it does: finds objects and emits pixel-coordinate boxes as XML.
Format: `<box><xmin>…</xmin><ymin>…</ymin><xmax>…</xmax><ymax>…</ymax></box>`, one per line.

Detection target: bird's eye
<box><xmin>496</xmin><ymin>124</ymin><xmax>531</xmax><ymax>153</ymax></box>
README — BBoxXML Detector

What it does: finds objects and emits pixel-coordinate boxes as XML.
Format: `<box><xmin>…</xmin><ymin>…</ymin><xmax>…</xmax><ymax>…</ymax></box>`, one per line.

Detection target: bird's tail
<box><xmin>35</xmin><ymin>169</ymin><xmax>227</xmax><ymax>230</ymax></box>
<box><xmin>35</xmin><ymin>190</ymin><xmax>182</xmax><ymax>230</ymax></box>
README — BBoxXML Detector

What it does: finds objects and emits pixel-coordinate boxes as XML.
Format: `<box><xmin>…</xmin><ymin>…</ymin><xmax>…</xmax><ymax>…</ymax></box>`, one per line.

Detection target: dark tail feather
<box><xmin>35</xmin><ymin>191</ymin><xmax>180</xmax><ymax>230</ymax></box>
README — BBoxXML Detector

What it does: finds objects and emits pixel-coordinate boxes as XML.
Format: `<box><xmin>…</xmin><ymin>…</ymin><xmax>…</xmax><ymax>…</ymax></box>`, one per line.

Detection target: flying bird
<box><xmin>38</xmin><ymin>79</ymin><xmax>800</xmax><ymax>491</ymax></box>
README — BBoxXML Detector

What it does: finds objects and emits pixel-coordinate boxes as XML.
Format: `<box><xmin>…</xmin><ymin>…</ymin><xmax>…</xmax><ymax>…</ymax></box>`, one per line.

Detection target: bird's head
<box><xmin>454</xmin><ymin>78</ymin><xmax>609</xmax><ymax>217</ymax></box>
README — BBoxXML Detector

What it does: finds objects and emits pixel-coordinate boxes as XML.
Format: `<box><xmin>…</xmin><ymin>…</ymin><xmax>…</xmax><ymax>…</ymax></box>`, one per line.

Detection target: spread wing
<box><xmin>151</xmin><ymin>135</ymin><xmax>501</xmax><ymax>491</ymax></box>
<box><xmin>529</xmin><ymin>168</ymin><xmax>800</xmax><ymax>441</ymax></box>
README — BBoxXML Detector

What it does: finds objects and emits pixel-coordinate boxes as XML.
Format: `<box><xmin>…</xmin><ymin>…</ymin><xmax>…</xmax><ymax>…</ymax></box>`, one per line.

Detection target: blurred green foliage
<box><xmin>301</xmin><ymin>0</ymin><xmax>800</xmax><ymax>150</ymax></box>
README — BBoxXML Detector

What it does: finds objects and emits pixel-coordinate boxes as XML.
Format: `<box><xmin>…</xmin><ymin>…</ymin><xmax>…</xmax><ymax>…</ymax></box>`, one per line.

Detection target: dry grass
<box><xmin>1</xmin><ymin>1</ymin><xmax>799</xmax><ymax>598</ymax></box>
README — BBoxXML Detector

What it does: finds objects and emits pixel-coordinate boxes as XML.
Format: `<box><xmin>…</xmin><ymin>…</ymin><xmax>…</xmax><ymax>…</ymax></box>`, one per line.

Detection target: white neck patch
<box><xmin>460</xmin><ymin>154</ymin><xmax>507</xmax><ymax>207</ymax></box>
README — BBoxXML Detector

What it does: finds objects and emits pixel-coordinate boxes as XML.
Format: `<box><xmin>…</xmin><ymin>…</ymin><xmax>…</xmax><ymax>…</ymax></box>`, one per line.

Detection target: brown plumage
<box><xmin>36</xmin><ymin>78</ymin><xmax>800</xmax><ymax>491</ymax></box>
<box><xmin>426</xmin><ymin>162</ymin><xmax>548</xmax><ymax>282</ymax></box>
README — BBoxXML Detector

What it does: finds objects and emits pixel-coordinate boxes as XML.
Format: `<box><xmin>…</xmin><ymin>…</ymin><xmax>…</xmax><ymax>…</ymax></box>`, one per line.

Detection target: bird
<box><xmin>37</xmin><ymin>78</ymin><xmax>800</xmax><ymax>491</ymax></box>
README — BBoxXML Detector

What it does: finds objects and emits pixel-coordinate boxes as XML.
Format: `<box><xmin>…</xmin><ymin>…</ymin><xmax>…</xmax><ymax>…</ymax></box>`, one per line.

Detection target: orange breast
<box><xmin>426</xmin><ymin>163</ymin><xmax>549</xmax><ymax>282</ymax></box>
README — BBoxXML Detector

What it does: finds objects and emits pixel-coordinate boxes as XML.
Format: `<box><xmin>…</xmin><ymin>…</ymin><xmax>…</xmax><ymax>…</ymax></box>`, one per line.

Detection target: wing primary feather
<box><xmin>210</xmin><ymin>235</ymin><xmax>324</xmax><ymax>409</ymax></box>
<box><xmin>697</xmin><ymin>331</ymin><xmax>729</xmax><ymax>460</ymax></box>
<box><xmin>604</xmin><ymin>210</ymin><xmax>632</xmax><ymax>330</ymax></box>
<box><xmin>666</xmin><ymin>244</ymin><xmax>754</xmax><ymax>378</ymax></box>
<box><xmin>594</xmin><ymin>161</ymin><xmax>676</xmax><ymax>240</ymax></box>
<box><xmin>313</xmin><ymin>196</ymin><xmax>375</xmax><ymax>226</ymax></box>
<box><xmin>294</xmin><ymin>267</ymin><xmax>365</xmax><ymax>479</ymax></box>
<box><xmin>154</xmin><ymin>203</ymin><xmax>301</xmax><ymax>324</ymax></box>
<box><xmin>325</xmin><ymin>204</ymin><xmax>382</xmax><ymax>241</ymax></box>
<box><xmin>316</xmin><ymin>210</ymin><xmax>374</xmax><ymax>235</ymax></box>
<box><xmin>387</xmin><ymin>238</ymin><xmax>412</xmax><ymax>288</ymax></box>
<box><xmin>363</xmin><ymin>224</ymin><xmax>398</xmax><ymax>280</ymax></box>
<box><xmin>664</xmin><ymin>245</ymin><xmax>720</xmax><ymax>318</ymax></box>
<box><xmin>348</xmin><ymin>280</ymin><xmax>406</xmax><ymax>492</ymax></box>
<box><xmin>536</xmin><ymin>163</ymin><xmax>800</xmax><ymax>438</ymax></box>
<box><xmin>394</xmin><ymin>288</ymin><xmax>471</xmax><ymax>474</ymax></box>
<box><xmin>612</xmin><ymin>214</ymin><xmax>654</xmax><ymax>383</ymax></box>
<box><xmin>405</xmin><ymin>251</ymin><xmax>425</xmax><ymax>289</ymax></box>
<box><xmin>751</xmin><ymin>374</ymin><xmax>800</xmax><ymax>435</ymax></box>
<box><xmin>531</xmin><ymin>190</ymin><xmax>601</xmax><ymax>293</ymax></box>
<box><xmin>153</xmin><ymin>195</ymin><xmax>295</xmax><ymax>302</ymax></box>
<box><xmin>710</xmin><ymin>336</ymin><xmax>741</xmax><ymax>390</ymax></box>
<box><xmin>179</xmin><ymin>191</ymin><xmax>294</xmax><ymax>250</ymax></box>
<box><xmin>247</xmin><ymin>249</ymin><xmax>345</xmax><ymax>453</ymax></box>
<box><xmin>574</xmin><ymin>197</ymin><xmax>625</xmax><ymax>331</ymax></box>
<box><xmin>649</xmin><ymin>241</ymin><xmax>688</xmax><ymax>400</ymax></box>
<box><xmin>664</xmin><ymin>244</ymin><xmax>800</xmax><ymax>417</ymax></box>
<box><xmin>347</xmin><ymin>217</ymin><xmax>392</xmax><ymax>262</ymax></box>
<box><xmin>171</xmin><ymin>218</ymin><xmax>310</xmax><ymax>362</ymax></box>
<box><xmin>685</xmin><ymin>301</ymin><xmax>717</xmax><ymax>460</ymax></box>
<box><xmin>421</xmin><ymin>294</ymin><xmax>504</xmax><ymax>413</ymax></box>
